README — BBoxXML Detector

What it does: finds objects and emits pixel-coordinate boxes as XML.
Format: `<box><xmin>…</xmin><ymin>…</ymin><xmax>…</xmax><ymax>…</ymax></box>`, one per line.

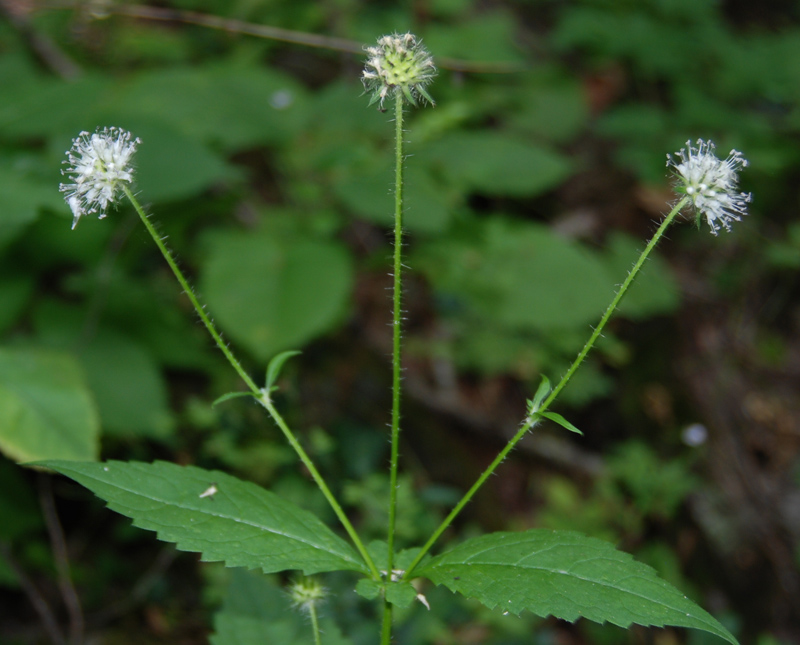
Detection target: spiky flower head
<box><xmin>288</xmin><ymin>577</ymin><xmax>327</xmax><ymax>615</ymax></box>
<box><xmin>667</xmin><ymin>139</ymin><xmax>751</xmax><ymax>235</ymax></box>
<box><xmin>362</xmin><ymin>33</ymin><xmax>436</xmax><ymax>110</ymax></box>
<box><xmin>59</xmin><ymin>127</ymin><xmax>140</xmax><ymax>229</ymax></box>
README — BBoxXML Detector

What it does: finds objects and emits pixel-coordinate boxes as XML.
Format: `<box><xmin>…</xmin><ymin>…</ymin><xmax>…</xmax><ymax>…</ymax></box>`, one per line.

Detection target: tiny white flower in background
<box><xmin>59</xmin><ymin>127</ymin><xmax>140</xmax><ymax>229</ymax></box>
<box><xmin>667</xmin><ymin>139</ymin><xmax>751</xmax><ymax>235</ymax></box>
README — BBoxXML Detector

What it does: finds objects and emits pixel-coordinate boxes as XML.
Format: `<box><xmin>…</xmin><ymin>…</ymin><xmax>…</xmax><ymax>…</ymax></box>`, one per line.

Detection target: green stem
<box><xmin>260</xmin><ymin>396</ymin><xmax>380</xmax><ymax>578</ymax></box>
<box><xmin>123</xmin><ymin>186</ymin><xmax>379</xmax><ymax>579</ymax></box>
<box><xmin>381</xmin><ymin>91</ymin><xmax>406</xmax><ymax>644</ymax></box>
<box><xmin>403</xmin><ymin>197</ymin><xmax>689</xmax><ymax>578</ymax></box>
<box><xmin>387</xmin><ymin>91</ymin><xmax>405</xmax><ymax>573</ymax></box>
<box><xmin>309</xmin><ymin>603</ymin><xmax>322</xmax><ymax>645</ymax></box>
<box><xmin>123</xmin><ymin>186</ymin><xmax>260</xmax><ymax>395</ymax></box>
<box><xmin>380</xmin><ymin>602</ymin><xmax>393</xmax><ymax>645</ymax></box>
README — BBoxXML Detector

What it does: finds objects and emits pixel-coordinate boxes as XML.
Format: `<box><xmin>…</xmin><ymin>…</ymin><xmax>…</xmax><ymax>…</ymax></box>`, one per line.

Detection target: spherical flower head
<box><xmin>667</xmin><ymin>139</ymin><xmax>751</xmax><ymax>235</ymax></box>
<box><xmin>362</xmin><ymin>32</ymin><xmax>436</xmax><ymax>110</ymax></box>
<box><xmin>288</xmin><ymin>577</ymin><xmax>327</xmax><ymax>615</ymax></box>
<box><xmin>59</xmin><ymin>127</ymin><xmax>140</xmax><ymax>229</ymax></box>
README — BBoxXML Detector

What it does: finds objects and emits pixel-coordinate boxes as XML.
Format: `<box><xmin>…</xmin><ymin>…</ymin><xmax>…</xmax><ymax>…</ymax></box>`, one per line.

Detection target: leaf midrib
<box><xmin>71</xmin><ymin>466</ymin><xmax>364</xmax><ymax>568</ymax></box>
<box><xmin>426</xmin><ymin>539</ymin><xmax>718</xmax><ymax>627</ymax></box>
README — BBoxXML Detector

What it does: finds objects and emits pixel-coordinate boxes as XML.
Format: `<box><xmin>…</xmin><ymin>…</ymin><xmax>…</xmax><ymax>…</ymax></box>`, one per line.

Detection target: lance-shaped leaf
<box><xmin>37</xmin><ymin>460</ymin><xmax>368</xmax><ymax>576</ymax></box>
<box><xmin>413</xmin><ymin>530</ymin><xmax>737</xmax><ymax>644</ymax></box>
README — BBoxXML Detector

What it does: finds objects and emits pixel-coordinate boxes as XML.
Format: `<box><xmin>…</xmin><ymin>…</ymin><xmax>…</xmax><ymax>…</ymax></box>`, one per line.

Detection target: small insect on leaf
<box><xmin>199</xmin><ymin>483</ymin><xmax>218</xmax><ymax>499</ymax></box>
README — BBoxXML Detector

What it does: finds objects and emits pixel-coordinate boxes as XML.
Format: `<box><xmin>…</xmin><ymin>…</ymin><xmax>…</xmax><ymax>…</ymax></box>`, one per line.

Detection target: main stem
<box><xmin>382</xmin><ymin>91</ymin><xmax>406</xmax><ymax>645</ymax></box>
<box><xmin>123</xmin><ymin>186</ymin><xmax>380</xmax><ymax>580</ymax></box>
<box><xmin>403</xmin><ymin>197</ymin><xmax>689</xmax><ymax>578</ymax></box>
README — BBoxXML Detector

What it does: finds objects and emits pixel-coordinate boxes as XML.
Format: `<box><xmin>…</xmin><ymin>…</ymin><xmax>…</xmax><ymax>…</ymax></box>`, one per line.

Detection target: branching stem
<box><xmin>123</xmin><ymin>186</ymin><xmax>379</xmax><ymax>579</ymax></box>
<box><xmin>404</xmin><ymin>197</ymin><xmax>689</xmax><ymax>578</ymax></box>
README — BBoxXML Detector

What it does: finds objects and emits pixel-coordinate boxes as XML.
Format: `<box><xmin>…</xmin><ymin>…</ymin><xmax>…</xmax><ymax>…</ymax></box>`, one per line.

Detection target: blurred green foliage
<box><xmin>2</xmin><ymin>0</ymin><xmax>799</xmax><ymax>642</ymax></box>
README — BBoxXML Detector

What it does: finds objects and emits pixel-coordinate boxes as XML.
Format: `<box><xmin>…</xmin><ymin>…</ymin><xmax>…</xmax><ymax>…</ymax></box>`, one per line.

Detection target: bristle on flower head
<box><xmin>59</xmin><ymin>127</ymin><xmax>140</xmax><ymax>229</ymax></box>
<box><xmin>667</xmin><ymin>139</ymin><xmax>751</xmax><ymax>235</ymax></box>
<box><xmin>362</xmin><ymin>33</ymin><xmax>436</xmax><ymax>110</ymax></box>
<box><xmin>288</xmin><ymin>577</ymin><xmax>327</xmax><ymax>615</ymax></box>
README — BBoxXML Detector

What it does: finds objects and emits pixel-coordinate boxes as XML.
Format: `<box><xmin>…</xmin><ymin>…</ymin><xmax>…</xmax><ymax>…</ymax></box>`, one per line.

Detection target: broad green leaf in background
<box><xmin>0</xmin><ymin>73</ymin><xmax>110</xmax><ymax>140</ymax></box>
<box><xmin>334</xmin><ymin>161</ymin><xmax>456</xmax><ymax>233</ymax></box>
<box><xmin>32</xmin><ymin>302</ymin><xmax>174</xmax><ymax>440</ymax></box>
<box><xmin>414</xmin><ymin>530</ymin><xmax>737</xmax><ymax>644</ymax></box>
<box><xmin>211</xmin><ymin>568</ymin><xmax>353</xmax><ymax>645</ymax></box>
<box><xmin>115</xmin><ymin>64</ymin><xmax>310</xmax><ymax>151</ymax></box>
<box><xmin>75</xmin><ymin>329</ymin><xmax>174</xmax><ymax>439</ymax></box>
<box><xmin>416</xmin><ymin>218</ymin><xmax>614</xmax><ymax>331</ymax></box>
<box><xmin>603</xmin><ymin>233</ymin><xmax>680</xmax><ymax>319</ymax></box>
<box><xmin>0</xmin><ymin>155</ymin><xmax>65</xmax><ymax>249</ymax></box>
<box><xmin>201</xmin><ymin>230</ymin><xmax>353</xmax><ymax>362</ymax></box>
<box><xmin>510</xmin><ymin>73</ymin><xmax>589</xmax><ymax>144</ymax></box>
<box><xmin>0</xmin><ymin>347</ymin><xmax>99</xmax><ymax>463</ymax></box>
<box><xmin>425</xmin><ymin>11</ymin><xmax>523</xmax><ymax>62</ymax></box>
<box><xmin>37</xmin><ymin>460</ymin><xmax>367</xmax><ymax>576</ymax></box>
<box><xmin>123</xmin><ymin>120</ymin><xmax>236</xmax><ymax>203</ymax></box>
<box><xmin>419</xmin><ymin>132</ymin><xmax>572</xmax><ymax>197</ymax></box>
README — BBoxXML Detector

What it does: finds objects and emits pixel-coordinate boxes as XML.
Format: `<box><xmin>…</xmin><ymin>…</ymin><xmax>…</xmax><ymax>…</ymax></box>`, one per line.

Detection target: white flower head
<box><xmin>667</xmin><ymin>139</ymin><xmax>751</xmax><ymax>235</ymax></box>
<box><xmin>59</xmin><ymin>127</ymin><xmax>140</xmax><ymax>229</ymax></box>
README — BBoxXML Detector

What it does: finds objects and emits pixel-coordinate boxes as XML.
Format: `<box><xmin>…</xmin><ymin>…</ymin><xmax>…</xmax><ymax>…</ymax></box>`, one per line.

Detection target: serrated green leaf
<box><xmin>36</xmin><ymin>460</ymin><xmax>367</xmax><ymax>576</ymax></box>
<box><xmin>539</xmin><ymin>411</ymin><xmax>583</xmax><ymax>435</ymax></box>
<box><xmin>212</xmin><ymin>391</ymin><xmax>257</xmax><ymax>407</ymax></box>
<box><xmin>529</xmin><ymin>375</ymin><xmax>551</xmax><ymax>414</ymax></box>
<box><xmin>414</xmin><ymin>530</ymin><xmax>737</xmax><ymax>644</ymax></box>
<box><xmin>265</xmin><ymin>350</ymin><xmax>302</xmax><ymax>393</ymax></box>
<box><xmin>0</xmin><ymin>347</ymin><xmax>99</xmax><ymax>463</ymax></box>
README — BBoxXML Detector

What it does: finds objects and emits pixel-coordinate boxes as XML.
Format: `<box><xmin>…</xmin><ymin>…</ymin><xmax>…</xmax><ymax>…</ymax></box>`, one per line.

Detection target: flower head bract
<box><xmin>667</xmin><ymin>139</ymin><xmax>751</xmax><ymax>235</ymax></box>
<box><xmin>59</xmin><ymin>127</ymin><xmax>140</xmax><ymax>229</ymax></box>
<box><xmin>362</xmin><ymin>33</ymin><xmax>436</xmax><ymax>110</ymax></box>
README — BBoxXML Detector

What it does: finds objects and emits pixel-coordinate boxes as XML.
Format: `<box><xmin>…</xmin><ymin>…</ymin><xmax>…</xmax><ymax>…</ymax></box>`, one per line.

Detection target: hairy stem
<box><xmin>123</xmin><ymin>187</ymin><xmax>378</xmax><ymax>578</ymax></box>
<box><xmin>309</xmin><ymin>603</ymin><xmax>322</xmax><ymax>645</ymax></box>
<box><xmin>382</xmin><ymin>91</ymin><xmax>407</xmax><ymax>644</ymax></box>
<box><xmin>260</xmin><ymin>396</ymin><xmax>380</xmax><ymax>578</ymax></box>
<box><xmin>123</xmin><ymin>185</ymin><xmax>260</xmax><ymax>395</ymax></box>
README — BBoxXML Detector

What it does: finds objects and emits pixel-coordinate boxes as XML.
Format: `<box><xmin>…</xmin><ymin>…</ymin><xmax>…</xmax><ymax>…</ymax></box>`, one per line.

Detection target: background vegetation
<box><xmin>1</xmin><ymin>0</ymin><xmax>799</xmax><ymax>643</ymax></box>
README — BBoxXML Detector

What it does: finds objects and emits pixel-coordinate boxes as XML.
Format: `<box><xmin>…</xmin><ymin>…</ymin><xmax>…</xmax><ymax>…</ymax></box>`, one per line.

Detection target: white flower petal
<box><xmin>667</xmin><ymin>139</ymin><xmax>751</xmax><ymax>235</ymax></box>
<box><xmin>59</xmin><ymin>127</ymin><xmax>140</xmax><ymax>229</ymax></box>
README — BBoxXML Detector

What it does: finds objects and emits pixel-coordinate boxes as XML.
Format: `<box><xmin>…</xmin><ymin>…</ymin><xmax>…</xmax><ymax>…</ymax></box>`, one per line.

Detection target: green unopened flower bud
<box><xmin>288</xmin><ymin>577</ymin><xmax>327</xmax><ymax>615</ymax></box>
<box><xmin>362</xmin><ymin>33</ymin><xmax>436</xmax><ymax>110</ymax></box>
